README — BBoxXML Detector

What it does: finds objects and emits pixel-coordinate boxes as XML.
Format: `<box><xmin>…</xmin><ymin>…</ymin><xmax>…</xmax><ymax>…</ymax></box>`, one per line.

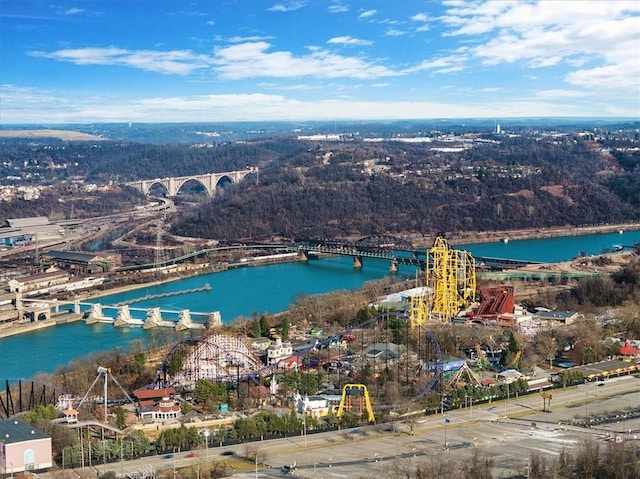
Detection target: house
<box><xmin>267</xmin><ymin>338</ymin><xmax>293</xmax><ymax>365</ymax></box>
<box><xmin>138</xmin><ymin>396</ymin><xmax>181</xmax><ymax>422</ymax></box>
<box><xmin>133</xmin><ymin>387</ymin><xmax>181</xmax><ymax>422</ymax></box>
<box><xmin>294</xmin><ymin>393</ymin><xmax>331</xmax><ymax>417</ymax></box>
<box><xmin>534</xmin><ymin>310</ymin><xmax>580</xmax><ymax>326</ymax></box>
<box><xmin>363</xmin><ymin>342</ymin><xmax>406</xmax><ymax>362</ymax></box>
<box><xmin>0</xmin><ymin>419</ymin><xmax>52</xmax><ymax>474</ymax></box>
<box><xmin>251</xmin><ymin>338</ymin><xmax>272</xmax><ymax>352</ymax></box>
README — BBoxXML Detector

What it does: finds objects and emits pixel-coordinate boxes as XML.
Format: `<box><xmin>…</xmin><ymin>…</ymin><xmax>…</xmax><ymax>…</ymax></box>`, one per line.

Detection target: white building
<box><xmin>267</xmin><ymin>338</ymin><xmax>293</xmax><ymax>365</ymax></box>
<box><xmin>294</xmin><ymin>393</ymin><xmax>331</xmax><ymax>417</ymax></box>
<box><xmin>138</xmin><ymin>397</ymin><xmax>181</xmax><ymax>422</ymax></box>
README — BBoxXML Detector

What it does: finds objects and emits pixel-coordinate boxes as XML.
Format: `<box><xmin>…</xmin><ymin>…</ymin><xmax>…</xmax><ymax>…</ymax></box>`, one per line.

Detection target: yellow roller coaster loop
<box><xmin>410</xmin><ymin>236</ymin><xmax>476</xmax><ymax>326</ymax></box>
<box><xmin>336</xmin><ymin>383</ymin><xmax>375</xmax><ymax>423</ymax></box>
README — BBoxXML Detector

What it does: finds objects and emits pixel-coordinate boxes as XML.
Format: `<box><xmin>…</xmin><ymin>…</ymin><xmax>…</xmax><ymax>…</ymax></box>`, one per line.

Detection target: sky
<box><xmin>1</xmin><ymin>0</ymin><xmax>639</xmax><ymax>124</ymax></box>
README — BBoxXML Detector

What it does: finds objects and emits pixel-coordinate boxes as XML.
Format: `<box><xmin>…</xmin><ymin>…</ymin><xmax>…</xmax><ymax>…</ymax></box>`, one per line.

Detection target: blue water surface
<box><xmin>1</xmin><ymin>229</ymin><xmax>639</xmax><ymax>379</ymax></box>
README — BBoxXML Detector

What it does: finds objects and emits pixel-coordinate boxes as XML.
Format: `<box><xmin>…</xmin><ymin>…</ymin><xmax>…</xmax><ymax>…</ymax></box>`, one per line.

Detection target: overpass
<box><xmin>125</xmin><ymin>167</ymin><xmax>258</xmax><ymax>197</ymax></box>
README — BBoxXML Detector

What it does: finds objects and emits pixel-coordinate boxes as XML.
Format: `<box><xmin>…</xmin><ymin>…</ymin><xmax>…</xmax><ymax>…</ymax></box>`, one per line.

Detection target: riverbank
<box><xmin>1</xmin><ymin>225</ymin><xmax>637</xmax><ymax>341</ymax></box>
<box><xmin>445</xmin><ymin>222</ymin><xmax>640</xmax><ymax>247</ymax></box>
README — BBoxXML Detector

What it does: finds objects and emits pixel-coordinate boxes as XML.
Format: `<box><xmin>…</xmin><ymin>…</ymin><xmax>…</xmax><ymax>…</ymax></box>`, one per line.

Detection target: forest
<box><xmin>1</xmin><ymin>126</ymin><xmax>639</xmax><ymax>242</ymax></box>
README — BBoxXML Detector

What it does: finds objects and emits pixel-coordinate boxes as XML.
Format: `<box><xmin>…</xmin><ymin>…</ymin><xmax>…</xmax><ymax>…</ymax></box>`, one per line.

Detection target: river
<box><xmin>1</xmin><ymin>229</ymin><xmax>639</xmax><ymax>379</ymax></box>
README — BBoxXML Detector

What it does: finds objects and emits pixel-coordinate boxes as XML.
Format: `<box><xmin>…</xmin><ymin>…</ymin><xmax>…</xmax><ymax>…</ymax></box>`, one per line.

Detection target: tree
<box><xmin>280</xmin><ymin>317</ymin><xmax>290</xmax><ymax>341</ymax></box>
<box><xmin>259</xmin><ymin>315</ymin><xmax>271</xmax><ymax>337</ymax></box>
<box><xmin>534</xmin><ymin>332</ymin><xmax>557</xmax><ymax>369</ymax></box>
<box><xmin>114</xmin><ymin>406</ymin><xmax>126</xmax><ymax>429</ymax></box>
<box><xmin>250</xmin><ymin>320</ymin><xmax>261</xmax><ymax>338</ymax></box>
<box><xmin>459</xmin><ymin>449</ymin><xmax>495</xmax><ymax>479</ymax></box>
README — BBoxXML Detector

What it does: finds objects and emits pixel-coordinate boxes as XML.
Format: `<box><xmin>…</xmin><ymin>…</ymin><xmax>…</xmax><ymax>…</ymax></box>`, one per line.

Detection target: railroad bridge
<box><xmin>125</xmin><ymin>167</ymin><xmax>257</xmax><ymax>197</ymax></box>
<box><xmin>294</xmin><ymin>235</ymin><xmax>542</xmax><ymax>271</ymax></box>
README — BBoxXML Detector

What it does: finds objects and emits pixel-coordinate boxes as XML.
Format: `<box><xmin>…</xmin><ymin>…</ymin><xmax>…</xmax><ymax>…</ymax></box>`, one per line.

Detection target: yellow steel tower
<box><xmin>410</xmin><ymin>237</ymin><xmax>476</xmax><ymax>326</ymax></box>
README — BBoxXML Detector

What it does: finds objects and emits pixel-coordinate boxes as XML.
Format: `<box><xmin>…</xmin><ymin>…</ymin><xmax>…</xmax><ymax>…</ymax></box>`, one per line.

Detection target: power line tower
<box><xmin>154</xmin><ymin>218</ymin><xmax>166</xmax><ymax>277</ymax></box>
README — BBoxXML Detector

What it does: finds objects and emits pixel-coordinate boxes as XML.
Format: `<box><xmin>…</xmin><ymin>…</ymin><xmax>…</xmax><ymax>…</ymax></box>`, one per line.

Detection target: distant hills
<box><xmin>1</xmin><ymin>120</ymin><xmax>638</xmax><ymax>242</ymax></box>
<box><xmin>1</xmin><ymin>118</ymin><xmax>638</xmax><ymax>144</ymax></box>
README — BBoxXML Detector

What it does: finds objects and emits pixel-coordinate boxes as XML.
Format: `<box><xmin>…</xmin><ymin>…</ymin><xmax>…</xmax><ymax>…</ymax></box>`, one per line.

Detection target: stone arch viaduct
<box><xmin>125</xmin><ymin>167</ymin><xmax>258</xmax><ymax>197</ymax></box>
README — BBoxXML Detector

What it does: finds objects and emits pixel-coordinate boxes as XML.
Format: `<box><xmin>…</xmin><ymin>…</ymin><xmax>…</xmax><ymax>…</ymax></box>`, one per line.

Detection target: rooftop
<box><xmin>0</xmin><ymin>419</ymin><xmax>48</xmax><ymax>444</ymax></box>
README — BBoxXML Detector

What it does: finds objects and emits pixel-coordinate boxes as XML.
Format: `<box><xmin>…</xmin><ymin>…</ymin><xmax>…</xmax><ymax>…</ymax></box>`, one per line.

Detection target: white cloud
<box><xmin>439</xmin><ymin>1</ymin><xmax>640</xmax><ymax>93</ymax></box>
<box><xmin>29</xmin><ymin>47</ymin><xmax>211</xmax><ymax>75</ymax></box>
<box><xmin>385</xmin><ymin>29</ymin><xmax>405</xmax><ymax>37</ymax></box>
<box><xmin>4</xmin><ymin>84</ymin><xmax>636</xmax><ymax>123</ymax></box>
<box><xmin>63</xmin><ymin>8</ymin><xmax>84</xmax><ymax>15</ymax></box>
<box><xmin>328</xmin><ymin>3</ymin><xmax>348</xmax><ymax>14</ymax></box>
<box><xmin>535</xmin><ymin>89</ymin><xmax>589</xmax><ymax>99</ymax></box>
<box><xmin>359</xmin><ymin>9</ymin><xmax>377</xmax><ymax>19</ymax></box>
<box><xmin>29</xmin><ymin>40</ymin><xmax>399</xmax><ymax>81</ymax></box>
<box><xmin>411</xmin><ymin>13</ymin><xmax>428</xmax><ymax>22</ymax></box>
<box><xmin>327</xmin><ymin>36</ymin><xmax>373</xmax><ymax>46</ymax></box>
<box><xmin>268</xmin><ymin>2</ymin><xmax>306</xmax><ymax>13</ymax></box>
<box><xmin>405</xmin><ymin>51</ymin><xmax>469</xmax><ymax>74</ymax></box>
<box><xmin>212</xmin><ymin>41</ymin><xmax>399</xmax><ymax>80</ymax></box>
<box><xmin>228</xmin><ymin>35</ymin><xmax>274</xmax><ymax>43</ymax></box>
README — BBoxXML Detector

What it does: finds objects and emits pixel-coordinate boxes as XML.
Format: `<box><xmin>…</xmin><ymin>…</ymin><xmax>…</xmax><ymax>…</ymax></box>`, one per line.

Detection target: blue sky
<box><xmin>1</xmin><ymin>0</ymin><xmax>639</xmax><ymax>124</ymax></box>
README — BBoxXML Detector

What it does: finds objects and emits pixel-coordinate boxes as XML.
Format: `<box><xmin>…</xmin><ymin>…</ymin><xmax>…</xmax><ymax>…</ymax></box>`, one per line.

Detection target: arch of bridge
<box><xmin>131</xmin><ymin>169</ymin><xmax>255</xmax><ymax>197</ymax></box>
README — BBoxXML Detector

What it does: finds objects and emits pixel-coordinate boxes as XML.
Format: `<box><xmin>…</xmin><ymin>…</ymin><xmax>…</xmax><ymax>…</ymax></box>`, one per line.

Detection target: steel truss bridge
<box><xmin>117</xmin><ymin>235</ymin><xmax>542</xmax><ymax>272</ymax></box>
<box><xmin>293</xmin><ymin>235</ymin><xmax>543</xmax><ymax>271</ymax></box>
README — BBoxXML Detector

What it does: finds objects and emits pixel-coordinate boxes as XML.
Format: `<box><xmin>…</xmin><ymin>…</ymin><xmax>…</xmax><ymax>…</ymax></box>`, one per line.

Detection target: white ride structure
<box><xmin>166</xmin><ymin>335</ymin><xmax>265</xmax><ymax>389</ymax></box>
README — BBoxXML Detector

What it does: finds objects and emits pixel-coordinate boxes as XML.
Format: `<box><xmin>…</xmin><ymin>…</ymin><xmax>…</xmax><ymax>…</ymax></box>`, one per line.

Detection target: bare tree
<box><xmin>534</xmin><ymin>331</ymin><xmax>557</xmax><ymax>369</ymax></box>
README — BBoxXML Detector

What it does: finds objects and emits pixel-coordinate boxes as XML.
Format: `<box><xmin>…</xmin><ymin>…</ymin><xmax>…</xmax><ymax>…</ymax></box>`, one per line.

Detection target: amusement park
<box><xmin>2</xmin><ymin>236</ymin><xmax>640</xmax><ymax>479</ymax></box>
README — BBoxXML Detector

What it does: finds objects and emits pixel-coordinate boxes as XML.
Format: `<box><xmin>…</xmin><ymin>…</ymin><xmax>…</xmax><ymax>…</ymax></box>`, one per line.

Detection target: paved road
<box><xmin>84</xmin><ymin>375</ymin><xmax>639</xmax><ymax>478</ymax></box>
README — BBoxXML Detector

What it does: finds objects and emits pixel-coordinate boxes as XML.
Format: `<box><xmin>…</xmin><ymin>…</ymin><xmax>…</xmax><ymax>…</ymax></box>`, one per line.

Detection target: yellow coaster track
<box><xmin>410</xmin><ymin>236</ymin><xmax>476</xmax><ymax>326</ymax></box>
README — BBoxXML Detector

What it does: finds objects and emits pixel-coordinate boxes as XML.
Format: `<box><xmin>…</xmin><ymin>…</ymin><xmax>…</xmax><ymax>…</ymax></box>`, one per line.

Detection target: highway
<box><xmin>83</xmin><ymin>374</ymin><xmax>640</xmax><ymax>478</ymax></box>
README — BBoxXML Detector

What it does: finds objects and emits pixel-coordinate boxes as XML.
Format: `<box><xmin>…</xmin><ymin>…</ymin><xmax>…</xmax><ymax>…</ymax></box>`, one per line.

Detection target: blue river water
<box><xmin>1</xmin><ymin>229</ymin><xmax>639</xmax><ymax>379</ymax></box>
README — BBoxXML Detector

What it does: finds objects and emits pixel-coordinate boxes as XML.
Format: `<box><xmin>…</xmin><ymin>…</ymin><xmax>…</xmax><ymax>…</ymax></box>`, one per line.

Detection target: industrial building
<box><xmin>0</xmin><ymin>217</ymin><xmax>66</xmax><ymax>248</ymax></box>
<box><xmin>42</xmin><ymin>250</ymin><xmax>121</xmax><ymax>273</ymax></box>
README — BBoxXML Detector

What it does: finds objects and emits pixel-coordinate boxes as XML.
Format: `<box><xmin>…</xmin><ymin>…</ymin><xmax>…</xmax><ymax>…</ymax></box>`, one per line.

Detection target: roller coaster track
<box><xmin>158</xmin><ymin>312</ymin><xmax>443</xmax><ymax>401</ymax></box>
<box><xmin>0</xmin><ymin>379</ymin><xmax>66</xmax><ymax>418</ymax></box>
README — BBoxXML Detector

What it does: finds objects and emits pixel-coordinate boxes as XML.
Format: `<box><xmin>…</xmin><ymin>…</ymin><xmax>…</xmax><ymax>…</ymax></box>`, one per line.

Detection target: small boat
<box><xmin>612</xmin><ymin>244</ymin><xmax>624</xmax><ymax>252</ymax></box>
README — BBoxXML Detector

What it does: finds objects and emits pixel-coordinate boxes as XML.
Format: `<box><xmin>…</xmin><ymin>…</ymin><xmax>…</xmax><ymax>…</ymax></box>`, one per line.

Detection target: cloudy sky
<box><xmin>1</xmin><ymin>0</ymin><xmax>639</xmax><ymax>124</ymax></box>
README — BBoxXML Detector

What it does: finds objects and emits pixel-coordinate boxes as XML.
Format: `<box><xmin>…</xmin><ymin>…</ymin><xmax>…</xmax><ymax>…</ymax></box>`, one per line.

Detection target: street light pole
<box><xmin>504</xmin><ymin>382</ymin><xmax>510</xmax><ymax>418</ymax></box>
<box><xmin>585</xmin><ymin>391</ymin><xmax>588</xmax><ymax>426</ymax></box>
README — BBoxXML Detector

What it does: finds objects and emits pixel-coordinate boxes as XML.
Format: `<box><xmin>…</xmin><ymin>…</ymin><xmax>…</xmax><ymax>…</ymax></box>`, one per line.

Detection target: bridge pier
<box><xmin>298</xmin><ymin>250</ymin><xmax>308</xmax><ymax>261</ymax></box>
<box><xmin>353</xmin><ymin>256</ymin><xmax>363</xmax><ymax>269</ymax></box>
<box><xmin>389</xmin><ymin>261</ymin><xmax>398</xmax><ymax>274</ymax></box>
